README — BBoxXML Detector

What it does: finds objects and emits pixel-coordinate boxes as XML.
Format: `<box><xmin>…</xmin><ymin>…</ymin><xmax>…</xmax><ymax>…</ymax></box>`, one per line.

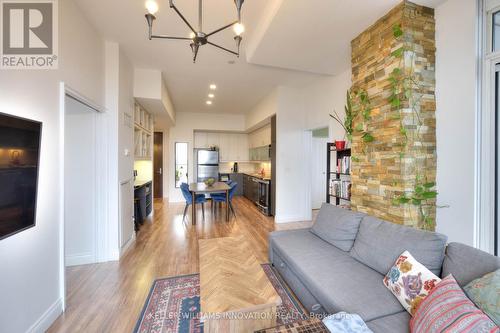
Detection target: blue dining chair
<box><xmin>211</xmin><ymin>182</ymin><xmax>238</xmax><ymax>217</ymax></box>
<box><xmin>207</xmin><ymin>180</ymin><xmax>233</xmax><ymax>199</ymax></box>
<box><xmin>180</xmin><ymin>183</ymin><xmax>207</xmax><ymax>221</ymax></box>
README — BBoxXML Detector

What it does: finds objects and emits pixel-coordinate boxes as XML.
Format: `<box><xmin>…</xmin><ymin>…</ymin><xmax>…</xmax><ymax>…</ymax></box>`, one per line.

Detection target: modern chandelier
<box><xmin>144</xmin><ymin>0</ymin><xmax>245</xmax><ymax>63</ymax></box>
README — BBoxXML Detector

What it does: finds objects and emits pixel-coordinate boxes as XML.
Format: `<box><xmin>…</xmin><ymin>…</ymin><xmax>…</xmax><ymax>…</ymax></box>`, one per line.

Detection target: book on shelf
<box><xmin>329</xmin><ymin>179</ymin><xmax>352</xmax><ymax>200</ymax></box>
<box><xmin>336</xmin><ymin>156</ymin><xmax>351</xmax><ymax>174</ymax></box>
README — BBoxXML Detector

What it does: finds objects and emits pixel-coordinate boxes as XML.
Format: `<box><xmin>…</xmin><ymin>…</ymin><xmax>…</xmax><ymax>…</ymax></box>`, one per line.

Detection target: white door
<box><xmin>311</xmin><ymin>137</ymin><xmax>328</xmax><ymax>210</ymax></box>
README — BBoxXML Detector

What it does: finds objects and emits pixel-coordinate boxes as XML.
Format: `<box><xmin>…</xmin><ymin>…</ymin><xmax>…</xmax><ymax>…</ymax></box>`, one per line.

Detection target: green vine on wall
<box><xmin>389</xmin><ymin>23</ymin><xmax>438</xmax><ymax>230</ymax></box>
<box><xmin>330</xmin><ymin>89</ymin><xmax>375</xmax><ymax>154</ymax></box>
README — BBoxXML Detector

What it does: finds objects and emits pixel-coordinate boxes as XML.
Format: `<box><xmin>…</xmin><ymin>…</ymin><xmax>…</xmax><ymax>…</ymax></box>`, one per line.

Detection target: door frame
<box><xmin>310</xmin><ymin>134</ymin><xmax>329</xmax><ymax>210</ymax></box>
<box><xmin>479</xmin><ymin>1</ymin><xmax>500</xmax><ymax>254</ymax></box>
<box><xmin>154</xmin><ymin>132</ymin><xmax>164</xmax><ymax>198</ymax></box>
<box><xmin>58</xmin><ymin>82</ymin><xmax>107</xmax><ymax>311</ymax></box>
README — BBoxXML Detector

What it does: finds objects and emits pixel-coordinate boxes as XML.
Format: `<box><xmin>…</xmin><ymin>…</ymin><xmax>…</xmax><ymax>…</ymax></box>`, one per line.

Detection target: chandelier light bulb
<box><xmin>233</xmin><ymin>23</ymin><xmax>245</xmax><ymax>36</ymax></box>
<box><xmin>145</xmin><ymin>0</ymin><xmax>159</xmax><ymax>14</ymax></box>
<box><xmin>189</xmin><ymin>32</ymin><xmax>196</xmax><ymax>39</ymax></box>
<box><xmin>208</xmin><ymin>94</ymin><xmax>215</xmax><ymax>98</ymax></box>
<box><xmin>209</xmin><ymin>84</ymin><xmax>217</xmax><ymax>90</ymax></box>
<box><xmin>206</xmin><ymin>100</ymin><xmax>213</xmax><ymax>105</ymax></box>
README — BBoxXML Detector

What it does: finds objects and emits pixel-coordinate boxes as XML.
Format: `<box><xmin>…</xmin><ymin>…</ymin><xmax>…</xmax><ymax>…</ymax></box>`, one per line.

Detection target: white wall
<box><xmin>118</xmin><ymin>48</ymin><xmax>135</xmax><ymax>253</ymax></box>
<box><xmin>64</xmin><ymin>97</ymin><xmax>97</xmax><ymax>267</ymax></box>
<box><xmin>434</xmin><ymin>0</ymin><xmax>477</xmax><ymax>246</ymax></box>
<box><xmin>245</xmin><ymin>71</ymin><xmax>351</xmax><ymax>223</ymax></box>
<box><xmin>0</xmin><ymin>0</ymin><xmax>105</xmax><ymax>332</ymax></box>
<box><xmin>134</xmin><ymin>69</ymin><xmax>162</xmax><ymax>100</ymax></box>
<box><xmin>275</xmin><ymin>87</ymin><xmax>310</xmax><ymax>222</ymax></box>
<box><xmin>134</xmin><ymin>69</ymin><xmax>176</xmax><ymax>129</ymax></box>
<box><xmin>246</xmin><ymin>90</ymin><xmax>279</xmax><ymax>130</ymax></box>
<box><xmin>303</xmin><ymin>69</ymin><xmax>351</xmax><ymax>140</ymax></box>
<box><xmin>168</xmin><ymin>112</ymin><xmax>246</xmax><ymax>202</ymax></box>
<box><xmin>105</xmin><ymin>42</ymin><xmax>135</xmax><ymax>255</ymax></box>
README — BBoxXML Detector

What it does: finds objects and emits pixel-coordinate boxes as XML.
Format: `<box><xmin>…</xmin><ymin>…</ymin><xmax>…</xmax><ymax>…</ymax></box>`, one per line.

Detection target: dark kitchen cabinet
<box><xmin>229</xmin><ymin>173</ymin><xmax>244</xmax><ymax>196</ymax></box>
<box><xmin>243</xmin><ymin>174</ymin><xmax>251</xmax><ymax>199</ymax></box>
<box><xmin>243</xmin><ymin>174</ymin><xmax>258</xmax><ymax>203</ymax></box>
<box><xmin>134</xmin><ymin>181</ymin><xmax>152</xmax><ymax>228</ymax></box>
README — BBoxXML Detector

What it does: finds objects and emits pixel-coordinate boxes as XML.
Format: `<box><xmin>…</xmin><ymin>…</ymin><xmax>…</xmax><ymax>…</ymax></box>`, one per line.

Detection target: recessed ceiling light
<box><xmin>206</xmin><ymin>100</ymin><xmax>213</xmax><ymax>105</ymax></box>
<box><xmin>208</xmin><ymin>94</ymin><xmax>215</xmax><ymax>98</ymax></box>
<box><xmin>209</xmin><ymin>84</ymin><xmax>217</xmax><ymax>90</ymax></box>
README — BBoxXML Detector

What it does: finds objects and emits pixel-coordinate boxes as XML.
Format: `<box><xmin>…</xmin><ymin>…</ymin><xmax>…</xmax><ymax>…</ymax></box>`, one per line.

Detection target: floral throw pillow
<box><xmin>383</xmin><ymin>250</ymin><xmax>441</xmax><ymax>315</ymax></box>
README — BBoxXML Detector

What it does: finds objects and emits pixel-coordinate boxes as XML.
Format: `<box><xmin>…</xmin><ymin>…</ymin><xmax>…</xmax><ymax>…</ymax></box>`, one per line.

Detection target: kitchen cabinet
<box><xmin>134</xmin><ymin>102</ymin><xmax>153</xmax><ymax>160</ymax></box>
<box><xmin>249</xmin><ymin>145</ymin><xmax>271</xmax><ymax>162</ymax></box>
<box><xmin>134</xmin><ymin>181</ymin><xmax>152</xmax><ymax>228</ymax></box>
<box><xmin>206</xmin><ymin>132</ymin><xmax>220</xmax><ymax>149</ymax></box>
<box><xmin>231</xmin><ymin>134</ymin><xmax>249</xmax><ymax>161</ymax></box>
<box><xmin>243</xmin><ymin>174</ymin><xmax>258</xmax><ymax>203</ymax></box>
<box><xmin>218</xmin><ymin>133</ymin><xmax>230</xmax><ymax>161</ymax></box>
<box><xmin>194</xmin><ymin>131</ymin><xmax>250</xmax><ymax>162</ymax></box>
<box><xmin>229</xmin><ymin>173</ymin><xmax>244</xmax><ymax>196</ymax></box>
<box><xmin>195</xmin><ymin>132</ymin><xmax>208</xmax><ymax>148</ymax></box>
<box><xmin>249</xmin><ymin>124</ymin><xmax>271</xmax><ymax>148</ymax></box>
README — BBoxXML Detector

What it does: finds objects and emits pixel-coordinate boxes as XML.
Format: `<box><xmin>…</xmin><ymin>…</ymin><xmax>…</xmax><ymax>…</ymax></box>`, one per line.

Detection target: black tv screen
<box><xmin>0</xmin><ymin>113</ymin><xmax>41</xmax><ymax>240</ymax></box>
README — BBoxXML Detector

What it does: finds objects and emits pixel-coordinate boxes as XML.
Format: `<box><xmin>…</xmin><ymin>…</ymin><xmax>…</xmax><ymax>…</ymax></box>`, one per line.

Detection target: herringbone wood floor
<box><xmin>48</xmin><ymin>197</ymin><xmax>312</xmax><ymax>333</ymax></box>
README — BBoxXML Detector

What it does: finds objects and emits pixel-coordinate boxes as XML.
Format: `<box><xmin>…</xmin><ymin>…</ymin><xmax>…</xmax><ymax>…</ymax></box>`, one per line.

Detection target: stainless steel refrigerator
<box><xmin>196</xmin><ymin>149</ymin><xmax>219</xmax><ymax>182</ymax></box>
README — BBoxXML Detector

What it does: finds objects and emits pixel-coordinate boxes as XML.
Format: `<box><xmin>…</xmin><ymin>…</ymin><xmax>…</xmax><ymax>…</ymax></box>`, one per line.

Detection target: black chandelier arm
<box><xmin>151</xmin><ymin>35</ymin><xmax>192</xmax><ymax>40</ymax></box>
<box><xmin>205</xmin><ymin>20</ymin><xmax>239</xmax><ymax>38</ymax></box>
<box><xmin>207</xmin><ymin>41</ymin><xmax>238</xmax><ymax>56</ymax></box>
<box><xmin>170</xmin><ymin>4</ymin><xmax>197</xmax><ymax>34</ymax></box>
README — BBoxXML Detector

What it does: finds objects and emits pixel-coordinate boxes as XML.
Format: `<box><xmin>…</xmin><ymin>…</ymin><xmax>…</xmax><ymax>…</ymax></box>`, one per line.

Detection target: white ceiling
<box><xmin>247</xmin><ymin>0</ymin><xmax>446</xmax><ymax>75</ymax></box>
<box><xmin>75</xmin><ymin>0</ymin><xmax>447</xmax><ymax>115</ymax></box>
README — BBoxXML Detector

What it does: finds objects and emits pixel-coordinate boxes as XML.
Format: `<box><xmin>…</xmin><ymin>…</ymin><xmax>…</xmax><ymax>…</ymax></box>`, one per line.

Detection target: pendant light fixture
<box><xmin>144</xmin><ymin>0</ymin><xmax>245</xmax><ymax>63</ymax></box>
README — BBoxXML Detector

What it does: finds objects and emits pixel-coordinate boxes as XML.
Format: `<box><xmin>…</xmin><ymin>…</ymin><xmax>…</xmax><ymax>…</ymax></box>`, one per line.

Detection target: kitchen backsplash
<box><xmin>134</xmin><ymin>160</ymin><xmax>153</xmax><ymax>181</ymax></box>
<box><xmin>219</xmin><ymin>162</ymin><xmax>272</xmax><ymax>178</ymax></box>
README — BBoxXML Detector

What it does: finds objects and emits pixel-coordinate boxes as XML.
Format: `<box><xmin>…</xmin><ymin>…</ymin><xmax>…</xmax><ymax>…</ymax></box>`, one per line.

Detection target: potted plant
<box><xmin>330</xmin><ymin>89</ymin><xmax>374</xmax><ymax>150</ymax></box>
<box><xmin>330</xmin><ymin>90</ymin><xmax>355</xmax><ymax>150</ymax></box>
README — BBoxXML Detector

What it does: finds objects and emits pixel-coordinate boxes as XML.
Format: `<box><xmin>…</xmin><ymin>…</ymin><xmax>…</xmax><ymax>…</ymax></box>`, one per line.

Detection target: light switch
<box><xmin>124</xmin><ymin>149</ymin><xmax>130</xmax><ymax>156</ymax></box>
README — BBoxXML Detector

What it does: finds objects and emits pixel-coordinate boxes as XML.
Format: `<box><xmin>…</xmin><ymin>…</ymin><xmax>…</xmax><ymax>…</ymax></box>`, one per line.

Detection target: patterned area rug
<box><xmin>255</xmin><ymin>318</ymin><xmax>329</xmax><ymax>333</ymax></box>
<box><xmin>134</xmin><ymin>264</ymin><xmax>307</xmax><ymax>333</ymax></box>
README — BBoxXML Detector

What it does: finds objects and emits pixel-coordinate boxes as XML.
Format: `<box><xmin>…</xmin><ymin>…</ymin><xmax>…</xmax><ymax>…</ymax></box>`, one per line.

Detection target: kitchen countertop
<box><xmin>241</xmin><ymin>172</ymin><xmax>271</xmax><ymax>181</ymax></box>
<box><xmin>220</xmin><ymin>172</ymin><xmax>271</xmax><ymax>181</ymax></box>
<box><xmin>134</xmin><ymin>180</ymin><xmax>152</xmax><ymax>188</ymax></box>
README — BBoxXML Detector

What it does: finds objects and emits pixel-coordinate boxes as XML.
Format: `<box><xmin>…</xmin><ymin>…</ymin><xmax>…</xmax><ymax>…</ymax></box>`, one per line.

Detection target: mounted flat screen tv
<box><xmin>0</xmin><ymin>113</ymin><xmax>42</xmax><ymax>240</ymax></box>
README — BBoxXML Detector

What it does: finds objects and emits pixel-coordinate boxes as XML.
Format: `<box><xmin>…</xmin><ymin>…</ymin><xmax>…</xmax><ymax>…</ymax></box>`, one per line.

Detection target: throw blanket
<box><xmin>322</xmin><ymin>312</ymin><xmax>373</xmax><ymax>333</ymax></box>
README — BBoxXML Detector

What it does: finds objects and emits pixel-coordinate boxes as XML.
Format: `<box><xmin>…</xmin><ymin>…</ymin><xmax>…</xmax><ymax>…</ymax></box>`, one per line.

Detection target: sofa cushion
<box><xmin>366</xmin><ymin>312</ymin><xmax>410</xmax><ymax>333</ymax></box>
<box><xmin>464</xmin><ymin>268</ymin><xmax>500</xmax><ymax>326</ymax></box>
<box><xmin>383</xmin><ymin>251</ymin><xmax>441</xmax><ymax>315</ymax></box>
<box><xmin>349</xmin><ymin>216</ymin><xmax>447</xmax><ymax>276</ymax></box>
<box><xmin>442</xmin><ymin>242</ymin><xmax>500</xmax><ymax>286</ymax></box>
<box><xmin>269</xmin><ymin>229</ymin><xmax>405</xmax><ymax>321</ymax></box>
<box><xmin>410</xmin><ymin>275</ymin><xmax>499</xmax><ymax>333</ymax></box>
<box><xmin>310</xmin><ymin>204</ymin><xmax>365</xmax><ymax>251</ymax></box>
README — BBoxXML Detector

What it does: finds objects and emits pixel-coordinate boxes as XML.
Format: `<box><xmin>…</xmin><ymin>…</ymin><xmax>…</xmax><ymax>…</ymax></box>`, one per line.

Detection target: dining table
<box><xmin>189</xmin><ymin>182</ymin><xmax>231</xmax><ymax>225</ymax></box>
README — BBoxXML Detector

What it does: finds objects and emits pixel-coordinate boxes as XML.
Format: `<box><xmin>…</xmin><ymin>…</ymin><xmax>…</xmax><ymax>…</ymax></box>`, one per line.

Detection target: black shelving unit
<box><xmin>326</xmin><ymin>143</ymin><xmax>352</xmax><ymax>206</ymax></box>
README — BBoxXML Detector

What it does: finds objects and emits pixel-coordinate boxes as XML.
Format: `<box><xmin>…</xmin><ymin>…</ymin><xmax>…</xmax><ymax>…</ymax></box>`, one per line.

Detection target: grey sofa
<box><xmin>269</xmin><ymin>204</ymin><xmax>500</xmax><ymax>332</ymax></box>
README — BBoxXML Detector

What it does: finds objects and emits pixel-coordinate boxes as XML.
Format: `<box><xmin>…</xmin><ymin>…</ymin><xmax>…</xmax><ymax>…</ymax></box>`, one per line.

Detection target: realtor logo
<box><xmin>1</xmin><ymin>0</ymin><xmax>58</xmax><ymax>69</ymax></box>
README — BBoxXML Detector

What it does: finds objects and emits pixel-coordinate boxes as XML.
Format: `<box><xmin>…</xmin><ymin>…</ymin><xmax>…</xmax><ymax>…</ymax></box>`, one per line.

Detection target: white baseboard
<box><xmin>27</xmin><ymin>298</ymin><xmax>63</xmax><ymax>333</ymax></box>
<box><xmin>274</xmin><ymin>214</ymin><xmax>310</xmax><ymax>223</ymax></box>
<box><xmin>120</xmin><ymin>233</ymin><xmax>136</xmax><ymax>257</ymax></box>
<box><xmin>65</xmin><ymin>252</ymin><xmax>95</xmax><ymax>267</ymax></box>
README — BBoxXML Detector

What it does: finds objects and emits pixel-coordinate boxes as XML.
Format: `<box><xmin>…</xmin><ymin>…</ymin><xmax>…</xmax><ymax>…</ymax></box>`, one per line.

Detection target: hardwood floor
<box><xmin>48</xmin><ymin>197</ymin><xmax>312</xmax><ymax>333</ymax></box>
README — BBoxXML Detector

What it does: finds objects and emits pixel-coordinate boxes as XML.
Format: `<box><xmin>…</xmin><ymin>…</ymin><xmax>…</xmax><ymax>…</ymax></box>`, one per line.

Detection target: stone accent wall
<box><xmin>350</xmin><ymin>1</ymin><xmax>436</xmax><ymax>228</ymax></box>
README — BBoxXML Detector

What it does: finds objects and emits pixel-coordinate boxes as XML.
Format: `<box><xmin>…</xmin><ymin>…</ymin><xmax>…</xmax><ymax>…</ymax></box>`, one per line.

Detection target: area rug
<box><xmin>255</xmin><ymin>318</ymin><xmax>329</xmax><ymax>333</ymax></box>
<box><xmin>134</xmin><ymin>264</ymin><xmax>307</xmax><ymax>333</ymax></box>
